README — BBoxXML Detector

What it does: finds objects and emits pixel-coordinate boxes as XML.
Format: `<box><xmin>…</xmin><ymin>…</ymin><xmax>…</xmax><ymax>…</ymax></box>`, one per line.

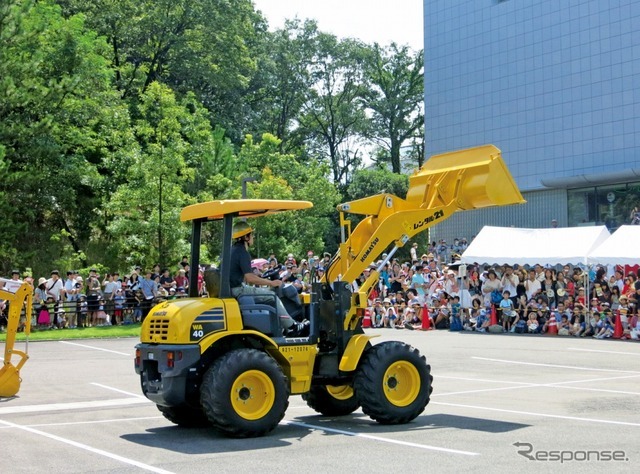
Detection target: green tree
<box><xmin>248</xmin><ymin>19</ymin><xmax>317</xmax><ymax>153</ymax></box>
<box><xmin>298</xmin><ymin>34</ymin><xmax>369</xmax><ymax>188</ymax></box>
<box><xmin>361</xmin><ymin>43</ymin><xmax>424</xmax><ymax>173</ymax></box>
<box><xmin>0</xmin><ymin>0</ymin><xmax>133</xmax><ymax>274</ymax></box>
<box><xmin>58</xmin><ymin>0</ymin><xmax>265</xmax><ymax>142</ymax></box>
<box><xmin>105</xmin><ymin>83</ymin><xmax>206</xmax><ymax>269</ymax></box>
<box><xmin>346</xmin><ymin>168</ymin><xmax>409</xmax><ymax>202</ymax></box>
<box><xmin>235</xmin><ymin>133</ymin><xmax>341</xmax><ymax>258</ymax></box>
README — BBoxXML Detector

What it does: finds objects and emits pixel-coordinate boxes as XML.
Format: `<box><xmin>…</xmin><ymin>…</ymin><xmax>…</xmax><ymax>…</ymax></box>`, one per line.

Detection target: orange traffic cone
<box><xmin>613</xmin><ymin>309</ymin><xmax>623</xmax><ymax>339</ymax></box>
<box><xmin>490</xmin><ymin>305</ymin><xmax>498</xmax><ymax>326</ymax></box>
<box><xmin>547</xmin><ymin>313</ymin><xmax>558</xmax><ymax>335</ymax></box>
<box><xmin>362</xmin><ymin>309</ymin><xmax>372</xmax><ymax>328</ymax></box>
<box><xmin>421</xmin><ymin>306</ymin><xmax>432</xmax><ymax>330</ymax></box>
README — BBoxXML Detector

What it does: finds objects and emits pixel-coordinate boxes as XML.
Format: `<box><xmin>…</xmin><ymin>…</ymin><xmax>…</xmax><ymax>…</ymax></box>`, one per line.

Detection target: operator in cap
<box><xmin>230</xmin><ymin>221</ymin><xmax>308</xmax><ymax>337</ymax></box>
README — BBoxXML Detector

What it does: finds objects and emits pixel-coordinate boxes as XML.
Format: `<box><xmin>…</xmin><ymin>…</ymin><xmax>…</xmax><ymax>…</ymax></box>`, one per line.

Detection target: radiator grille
<box><xmin>147</xmin><ymin>317</ymin><xmax>170</xmax><ymax>341</ymax></box>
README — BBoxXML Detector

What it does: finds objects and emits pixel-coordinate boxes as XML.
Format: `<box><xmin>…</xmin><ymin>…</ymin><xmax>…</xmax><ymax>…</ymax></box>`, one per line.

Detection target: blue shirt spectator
<box><xmin>140</xmin><ymin>273</ymin><xmax>157</xmax><ymax>300</ymax></box>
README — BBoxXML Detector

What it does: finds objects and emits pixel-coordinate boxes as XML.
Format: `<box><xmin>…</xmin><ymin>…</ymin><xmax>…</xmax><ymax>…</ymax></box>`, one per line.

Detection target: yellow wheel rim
<box><xmin>326</xmin><ymin>385</ymin><xmax>354</xmax><ymax>401</ymax></box>
<box><xmin>230</xmin><ymin>370</ymin><xmax>275</xmax><ymax>420</ymax></box>
<box><xmin>382</xmin><ymin>361</ymin><xmax>421</xmax><ymax>407</ymax></box>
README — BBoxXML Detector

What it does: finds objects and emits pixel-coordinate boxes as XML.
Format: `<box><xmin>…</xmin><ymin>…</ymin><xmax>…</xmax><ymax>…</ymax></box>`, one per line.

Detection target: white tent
<box><xmin>461</xmin><ymin>225</ymin><xmax>611</xmax><ymax>266</ymax></box>
<box><xmin>587</xmin><ymin>225</ymin><xmax>640</xmax><ymax>265</ymax></box>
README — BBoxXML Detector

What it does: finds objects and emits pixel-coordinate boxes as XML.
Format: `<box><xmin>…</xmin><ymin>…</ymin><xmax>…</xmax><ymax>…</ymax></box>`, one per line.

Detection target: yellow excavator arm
<box><xmin>0</xmin><ymin>281</ymin><xmax>33</xmax><ymax>397</ymax></box>
<box><xmin>324</xmin><ymin>145</ymin><xmax>525</xmax><ymax>330</ymax></box>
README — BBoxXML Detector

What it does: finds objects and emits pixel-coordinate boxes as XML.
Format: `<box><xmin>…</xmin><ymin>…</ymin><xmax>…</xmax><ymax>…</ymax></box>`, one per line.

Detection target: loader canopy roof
<box><xmin>180</xmin><ymin>199</ymin><xmax>313</xmax><ymax>222</ymax></box>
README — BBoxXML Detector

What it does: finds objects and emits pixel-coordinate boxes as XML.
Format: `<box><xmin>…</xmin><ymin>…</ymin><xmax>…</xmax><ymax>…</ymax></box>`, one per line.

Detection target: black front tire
<box><xmin>354</xmin><ymin>341</ymin><xmax>432</xmax><ymax>425</ymax></box>
<box><xmin>200</xmin><ymin>349</ymin><xmax>289</xmax><ymax>438</ymax></box>
<box><xmin>302</xmin><ymin>385</ymin><xmax>360</xmax><ymax>416</ymax></box>
<box><xmin>157</xmin><ymin>404</ymin><xmax>210</xmax><ymax>428</ymax></box>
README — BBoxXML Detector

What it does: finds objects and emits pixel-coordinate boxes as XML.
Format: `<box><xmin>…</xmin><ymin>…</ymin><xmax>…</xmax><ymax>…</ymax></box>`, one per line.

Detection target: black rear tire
<box><xmin>157</xmin><ymin>405</ymin><xmax>210</xmax><ymax>428</ymax></box>
<box><xmin>354</xmin><ymin>341</ymin><xmax>432</xmax><ymax>424</ymax></box>
<box><xmin>200</xmin><ymin>349</ymin><xmax>289</xmax><ymax>438</ymax></box>
<box><xmin>302</xmin><ymin>385</ymin><xmax>360</xmax><ymax>416</ymax></box>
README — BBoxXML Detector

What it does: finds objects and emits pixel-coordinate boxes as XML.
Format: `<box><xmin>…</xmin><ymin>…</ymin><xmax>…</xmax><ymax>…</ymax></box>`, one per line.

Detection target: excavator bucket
<box><xmin>0</xmin><ymin>364</ymin><xmax>21</xmax><ymax>398</ymax></box>
<box><xmin>0</xmin><ymin>280</ymin><xmax>32</xmax><ymax>398</ymax></box>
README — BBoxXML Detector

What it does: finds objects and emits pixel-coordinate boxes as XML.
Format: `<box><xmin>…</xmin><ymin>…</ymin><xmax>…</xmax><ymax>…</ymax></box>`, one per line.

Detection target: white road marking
<box><xmin>91</xmin><ymin>382</ymin><xmax>147</xmax><ymax>399</ymax></box>
<box><xmin>432</xmin><ymin>401</ymin><xmax>640</xmax><ymax>427</ymax></box>
<box><xmin>555</xmin><ymin>385</ymin><xmax>640</xmax><ymax>396</ymax></box>
<box><xmin>0</xmin><ymin>418</ymin><xmax>175</xmax><ymax>474</ymax></box>
<box><xmin>4</xmin><ymin>416</ymin><xmax>164</xmax><ymax>429</ymax></box>
<box><xmin>59</xmin><ymin>340</ymin><xmax>131</xmax><ymax>356</ymax></box>
<box><xmin>434</xmin><ymin>373</ymin><xmax>640</xmax><ymax>398</ymax></box>
<box><xmin>0</xmin><ymin>397</ymin><xmax>150</xmax><ymax>415</ymax></box>
<box><xmin>471</xmin><ymin>356</ymin><xmax>640</xmax><ymax>374</ymax></box>
<box><xmin>433</xmin><ymin>385</ymin><xmax>536</xmax><ymax>397</ymax></box>
<box><xmin>568</xmin><ymin>347</ymin><xmax>640</xmax><ymax>356</ymax></box>
<box><xmin>437</xmin><ymin>375</ymin><xmax>533</xmax><ymax>385</ymax></box>
<box><xmin>281</xmin><ymin>420</ymin><xmax>479</xmax><ymax>456</ymax></box>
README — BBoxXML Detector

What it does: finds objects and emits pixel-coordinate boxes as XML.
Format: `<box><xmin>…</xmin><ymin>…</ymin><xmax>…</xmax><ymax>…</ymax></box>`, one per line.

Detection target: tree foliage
<box><xmin>361</xmin><ymin>43</ymin><xmax>424</xmax><ymax>173</ymax></box>
<box><xmin>0</xmin><ymin>0</ymin><xmax>133</xmax><ymax>274</ymax></box>
<box><xmin>0</xmin><ymin>0</ymin><xmax>426</xmax><ymax>275</ymax></box>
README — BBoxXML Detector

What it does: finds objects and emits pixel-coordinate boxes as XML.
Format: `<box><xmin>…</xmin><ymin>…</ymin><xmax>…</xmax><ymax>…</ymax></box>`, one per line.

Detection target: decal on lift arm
<box><xmin>413</xmin><ymin>209</ymin><xmax>445</xmax><ymax>230</ymax></box>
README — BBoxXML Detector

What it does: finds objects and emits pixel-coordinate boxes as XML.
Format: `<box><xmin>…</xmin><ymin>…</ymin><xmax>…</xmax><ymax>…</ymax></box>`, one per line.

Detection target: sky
<box><xmin>252</xmin><ymin>0</ymin><xmax>424</xmax><ymax>51</ymax></box>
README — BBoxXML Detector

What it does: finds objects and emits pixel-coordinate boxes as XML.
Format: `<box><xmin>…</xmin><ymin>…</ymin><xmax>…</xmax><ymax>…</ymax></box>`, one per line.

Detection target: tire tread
<box><xmin>354</xmin><ymin>341</ymin><xmax>432</xmax><ymax>424</ymax></box>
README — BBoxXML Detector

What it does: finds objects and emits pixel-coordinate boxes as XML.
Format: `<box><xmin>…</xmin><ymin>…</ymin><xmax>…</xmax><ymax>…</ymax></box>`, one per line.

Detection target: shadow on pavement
<box><xmin>120</xmin><ymin>422</ymin><xmax>313</xmax><ymax>454</ymax></box>
<box><xmin>291</xmin><ymin>411</ymin><xmax>530</xmax><ymax>435</ymax></box>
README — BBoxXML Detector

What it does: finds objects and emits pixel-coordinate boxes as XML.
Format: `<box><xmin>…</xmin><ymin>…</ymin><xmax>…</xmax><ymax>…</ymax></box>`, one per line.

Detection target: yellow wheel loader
<box><xmin>0</xmin><ymin>281</ymin><xmax>33</xmax><ymax>398</ymax></box>
<box><xmin>134</xmin><ymin>144</ymin><xmax>524</xmax><ymax>437</ymax></box>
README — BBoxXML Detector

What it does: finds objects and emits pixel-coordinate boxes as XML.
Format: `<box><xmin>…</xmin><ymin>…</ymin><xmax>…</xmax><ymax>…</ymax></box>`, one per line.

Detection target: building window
<box><xmin>568</xmin><ymin>182</ymin><xmax>640</xmax><ymax>230</ymax></box>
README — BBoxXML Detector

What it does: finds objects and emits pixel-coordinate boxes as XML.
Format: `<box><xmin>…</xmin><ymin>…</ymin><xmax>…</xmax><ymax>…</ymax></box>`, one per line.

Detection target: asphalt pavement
<box><xmin>1</xmin><ymin>330</ymin><xmax>638</xmax><ymax>473</ymax></box>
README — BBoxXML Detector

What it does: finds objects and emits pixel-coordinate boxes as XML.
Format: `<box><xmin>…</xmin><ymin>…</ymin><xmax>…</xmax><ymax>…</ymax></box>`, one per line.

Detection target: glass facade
<box><xmin>423</xmin><ymin>0</ymin><xmax>640</xmax><ymax>192</ymax></box>
<box><xmin>568</xmin><ymin>182</ymin><xmax>640</xmax><ymax>228</ymax></box>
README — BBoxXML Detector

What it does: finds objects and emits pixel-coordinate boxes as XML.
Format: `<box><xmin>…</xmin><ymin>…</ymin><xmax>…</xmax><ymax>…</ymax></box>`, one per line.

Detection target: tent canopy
<box><xmin>461</xmin><ymin>225</ymin><xmax>611</xmax><ymax>266</ymax></box>
<box><xmin>587</xmin><ymin>225</ymin><xmax>640</xmax><ymax>265</ymax></box>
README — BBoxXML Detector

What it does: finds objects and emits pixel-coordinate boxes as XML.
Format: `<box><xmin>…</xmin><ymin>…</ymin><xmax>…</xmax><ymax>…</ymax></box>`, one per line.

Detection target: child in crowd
<box><xmin>499</xmin><ymin>290</ymin><xmax>516</xmax><ymax>331</ymax></box>
<box><xmin>581</xmin><ymin>310</ymin><xmax>597</xmax><ymax>337</ymax></box>
<box><xmin>527</xmin><ymin>310</ymin><xmax>540</xmax><ymax>333</ymax></box>
<box><xmin>382</xmin><ymin>298</ymin><xmax>397</xmax><ymax>328</ymax></box>
<box><xmin>474</xmin><ymin>308</ymin><xmax>491</xmax><ymax>332</ymax></box>
<box><xmin>557</xmin><ymin>314</ymin><xmax>571</xmax><ymax>336</ymax></box>
<box><xmin>95</xmin><ymin>299</ymin><xmax>110</xmax><ymax>326</ymax></box>
<box><xmin>113</xmin><ymin>289</ymin><xmax>126</xmax><ymax>325</ymax></box>
<box><xmin>78</xmin><ymin>295</ymin><xmax>88</xmax><ymax>327</ymax></box>
<box><xmin>403</xmin><ymin>307</ymin><xmax>422</xmax><ymax>330</ymax></box>
<box><xmin>394</xmin><ymin>306</ymin><xmax>407</xmax><ymax>329</ymax></box>
<box><xmin>55</xmin><ymin>307</ymin><xmax>66</xmax><ymax>329</ymax></box>
<box><xmin>37</xmin><ymin>297</ymin><xmax>54</xmax><ymax>329</ymax></box>
<box><xmin>449</xmin><ymin>296</ymin><xmax>463</xmax><ymax>331</ymax></box>
<box><xmin>372</xmin><ymin>299</ymin><xmax>385</xmax><ymax>328</ymax></box>
<box><xmin>594</xmin><ymin>311</ymin><xmax>614</xmax><ymax>339</ymax></box>
<box><xmin>133</xmin><ymin>291</ymin><xmax>144</xmax><ymax>322</ymax></box>
<box><xmin>570</xmin><ymin>305</ymin><xmax>584</xmax><ymax>336</ymax></box>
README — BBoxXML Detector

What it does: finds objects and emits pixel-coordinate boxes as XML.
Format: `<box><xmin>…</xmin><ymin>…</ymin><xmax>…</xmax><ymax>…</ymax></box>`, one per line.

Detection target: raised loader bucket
<box><xmin>329</xmin><ymin>144</ymin><xmax>525</xmax><ymax>287</ymax></box>
<box><xmin>406</xmin><ymin>144</ymin><xmax>525</xmax><ymax>211</ymax></box>
<box><xmin>0</xmin><ymin>364</ymin><xmax>21</xmax><ymax>398</ymax></box>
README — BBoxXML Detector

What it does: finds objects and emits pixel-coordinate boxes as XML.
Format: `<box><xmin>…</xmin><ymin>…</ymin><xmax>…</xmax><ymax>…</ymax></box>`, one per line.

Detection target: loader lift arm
<box><xmin>324</xmin><ymin>145</ymin><xmax>525</xmax><ymax>330</ymax></box>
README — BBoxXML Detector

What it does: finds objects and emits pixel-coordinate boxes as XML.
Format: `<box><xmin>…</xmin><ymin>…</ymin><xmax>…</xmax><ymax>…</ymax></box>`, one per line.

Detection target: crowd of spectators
<box><xmin>358</xmin><ymin>246</ymin><xmax>640</xmax><ymax>341</ymax></box>
<box><xmin>2</xmin><ymin>237</ymin><xmax>639</xmax><ymax>342</ymax></box>
<box><xmin>0</xmin><ymin>257</ymin><xmax>203</xmax><ymax>332</ymax></box>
